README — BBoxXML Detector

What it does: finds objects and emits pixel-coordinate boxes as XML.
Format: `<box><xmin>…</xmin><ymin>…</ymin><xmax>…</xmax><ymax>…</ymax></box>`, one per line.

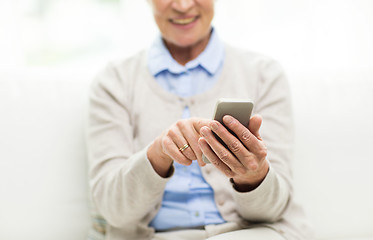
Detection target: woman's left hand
<box><xmin>198</xmin><ymin>114</ymin><xmax>269</xmax><ymax>192</ymax></box>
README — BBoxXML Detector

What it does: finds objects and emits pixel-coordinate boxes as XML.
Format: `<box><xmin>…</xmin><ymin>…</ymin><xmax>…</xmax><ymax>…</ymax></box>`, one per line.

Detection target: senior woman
<box><xmin>87</xmin><ymin>0</ymin><xmax>311</xmax><ymax>240</ymax></box>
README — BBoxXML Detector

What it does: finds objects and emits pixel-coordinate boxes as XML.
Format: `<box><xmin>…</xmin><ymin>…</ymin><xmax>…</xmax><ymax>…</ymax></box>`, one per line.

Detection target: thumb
<box><xmin>192</xmin><ymin>118</ymin><xmax>212</xmax><ymax>135</ymax></box>
<box><xmin>248</xmin><ymin>114</ymin><xmax>263</xmax><ymax>140</ymax></box>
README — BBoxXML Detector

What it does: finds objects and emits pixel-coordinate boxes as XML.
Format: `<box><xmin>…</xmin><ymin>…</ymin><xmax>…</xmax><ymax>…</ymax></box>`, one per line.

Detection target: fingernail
<box><xmin>210</xmin><ymin>122</ymin><xmax>218</xmax><ymax>131</ymax></box>
<box><xmin>200</xmin><ymin>127</ymin><xmax>208</xmax><ymax>136</ymax></box>
<box><xmin>223</xmin><ymin>115</ymin><xmax>233</xmax><ymax>124</ymax></box>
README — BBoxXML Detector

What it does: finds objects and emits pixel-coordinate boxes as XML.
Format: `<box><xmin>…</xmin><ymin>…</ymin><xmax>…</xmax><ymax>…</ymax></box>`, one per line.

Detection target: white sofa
<box><xmin>1</xmin><ymin>67</ymin><xmax>372</xmax><ymax>240</ymax></box>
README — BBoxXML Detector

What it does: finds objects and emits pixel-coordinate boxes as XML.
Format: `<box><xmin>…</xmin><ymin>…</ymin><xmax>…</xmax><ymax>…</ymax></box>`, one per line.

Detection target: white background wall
<box><xmin>1</xmin><ymin>0</ymin><xmax>373</xmax><ymax>239</ymax></box>
<box><xmin>1</xmin><ymin>0</ymin><xmax>372</xmax><ymax>74</ymax></box>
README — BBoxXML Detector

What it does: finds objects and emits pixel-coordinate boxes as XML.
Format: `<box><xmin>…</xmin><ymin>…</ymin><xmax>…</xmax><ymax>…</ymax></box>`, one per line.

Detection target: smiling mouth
<box><xmin>170</xmin><ymin>16</ymin><xmax>199</xmax><ymax>25</ymax></box>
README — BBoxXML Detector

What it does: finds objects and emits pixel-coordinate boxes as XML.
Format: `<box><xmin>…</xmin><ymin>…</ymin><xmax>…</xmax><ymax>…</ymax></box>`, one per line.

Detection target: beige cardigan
<box><xmin>87</xmin><ymin>45</ymin><xmax>312</xmax><ymax>240</ymax></box>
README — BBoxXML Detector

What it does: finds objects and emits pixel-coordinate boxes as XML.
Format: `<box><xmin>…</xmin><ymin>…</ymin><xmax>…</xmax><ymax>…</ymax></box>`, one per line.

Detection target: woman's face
<box><xmin>149</xmin><ymin>0</ymin><xmax>215</xmax><ymax>48</ymax></box>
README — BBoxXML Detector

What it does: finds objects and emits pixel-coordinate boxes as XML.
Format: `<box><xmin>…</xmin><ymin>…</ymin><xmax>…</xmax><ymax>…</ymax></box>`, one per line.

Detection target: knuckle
<box><xmin>249</xmin><ymin>155</ymin><xmax>258</xmax><ymax>163</ymax></box>
<box><xmin>211</xmin><ymin>158</ymin><xmax>220</xmax><ymax>166</ymax></box>
<box><xmin>257</xmin><ymin>149</ymin><xmax>267</xmax><ymax>159</ymax></box>
<box><xmin>229</xmin><ymin>140</ymin><xmax>241</xmax><ymax>153</ymax></box>
<box><xmin>241</xmin><ymin>130</ymin><xmax>252</xmax><ymax>142</ymax></box>
<box><xmin>219</xmin><ymin>151</ymin><xmax>230</xmax><ymax>162</ymax></box>
<box><xmin>249</xmin><ymin>161</ymin><xmax>258</xmax><ymax>171</ymax></box>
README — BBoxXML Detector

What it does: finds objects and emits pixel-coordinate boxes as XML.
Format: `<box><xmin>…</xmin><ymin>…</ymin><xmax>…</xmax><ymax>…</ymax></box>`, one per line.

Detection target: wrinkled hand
<box><xmin>147</xmin><ymin>118</ymin><xmax>210</xmax><ymax>177</ymax></box>
<box><xmin>198</xmin><ymin>115</ymin><xmax>269</xmax><ymax>191</ymax></box>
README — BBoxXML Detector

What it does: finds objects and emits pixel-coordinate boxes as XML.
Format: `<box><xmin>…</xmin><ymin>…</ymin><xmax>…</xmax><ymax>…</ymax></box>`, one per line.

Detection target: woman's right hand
<box><xmin>147</xmin><ymin>118</ymin><xmax>211</xmax><ymax>177</ymax></box>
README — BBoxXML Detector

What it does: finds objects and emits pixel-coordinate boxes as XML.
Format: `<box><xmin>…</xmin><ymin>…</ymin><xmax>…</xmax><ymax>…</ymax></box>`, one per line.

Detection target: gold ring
<box><xmin>179</xmin><ymin>144</ymin><xmax>189</xmax><ymax>152</ymax></box>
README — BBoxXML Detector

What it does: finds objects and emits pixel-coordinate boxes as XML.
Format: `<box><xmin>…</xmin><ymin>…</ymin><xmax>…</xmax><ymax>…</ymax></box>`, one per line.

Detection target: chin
<box><xmin>172</xmin><ymin>34</ymin><xmax>205</xmax><ymax>48</ymax></box>
<box><xmin>174</xmin><ymin>40</ymin><xmax>198</xmax><ymax>48</ymax></box>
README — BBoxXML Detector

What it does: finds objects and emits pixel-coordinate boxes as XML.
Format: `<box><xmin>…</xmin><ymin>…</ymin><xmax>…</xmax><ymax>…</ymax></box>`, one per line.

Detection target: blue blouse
<box><xmin>147</xmin><ymin>29</ymin><xmax>226</xmax><ymax>230</ymax></box>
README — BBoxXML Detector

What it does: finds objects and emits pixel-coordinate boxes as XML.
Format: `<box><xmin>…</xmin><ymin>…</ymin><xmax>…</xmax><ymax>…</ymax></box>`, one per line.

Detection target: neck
<box><xmin>164</xmin><ymin>32</ymin><xmax>212</xmax><ymax>66</ymax></box>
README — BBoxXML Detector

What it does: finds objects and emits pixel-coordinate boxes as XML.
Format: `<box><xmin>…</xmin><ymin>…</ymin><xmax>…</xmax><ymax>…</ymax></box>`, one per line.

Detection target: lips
<box><xmin>170</xmin><ymin>16</ymin><xmax>199</xmax><ymax>25</ymax></box>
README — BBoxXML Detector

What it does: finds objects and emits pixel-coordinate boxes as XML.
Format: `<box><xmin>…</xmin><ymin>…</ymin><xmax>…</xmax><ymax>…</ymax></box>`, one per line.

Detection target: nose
<box><xmin>172</xmin><ymin>0</ymin><xmax>195</xmax><ymax>12</ymax></box>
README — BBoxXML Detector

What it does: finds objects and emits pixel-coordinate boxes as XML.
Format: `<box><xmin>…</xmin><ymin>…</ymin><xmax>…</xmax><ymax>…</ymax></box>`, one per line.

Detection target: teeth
<box><xmin>172</xmin><ymin>17</ymin><xmax>196</xmax><ymax>25</ymax></box>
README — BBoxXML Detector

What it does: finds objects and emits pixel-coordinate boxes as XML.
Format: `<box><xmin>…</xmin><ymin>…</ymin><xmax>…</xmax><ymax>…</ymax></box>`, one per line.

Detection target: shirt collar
<box><xmin>148</xmin><ymin>28</ymin><xmax>224</xmax><ymax>76</ymax></box>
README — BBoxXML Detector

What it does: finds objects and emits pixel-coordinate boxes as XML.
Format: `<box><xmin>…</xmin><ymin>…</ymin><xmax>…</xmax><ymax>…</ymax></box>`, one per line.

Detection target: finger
<box><xmin>176</xmin><ymin>120</ymin><xmax>205</xmax><ymax>166</ymax></box>
<box><xmin>198</xmin><ymin>137</ymin><xmax>235</xmax><ymax>178</ymax></box>
<box><xmin>208</xmin><ymin>120</ymin><xmax>255</xmax><ymax>171</ymax></box>
<box><xmin>162</xmin><ymin>135</ymin><xmax>192</xmax><ymax>166</ymax></box>
<box><xmin>192</xmin><ymin>118</ymin><xmax>212</xmax><ymax>135</ymax></box>
<box><xmin>200</xmin><ymin>126</ymin><xmax>245</xmax><ymax>176</ymax></box>
<box><xmin>223</xmin><ymin>115</ymin><xmax>263</xmax><ymax>154</ymax></box>
<box><xmin>168</xmin><ymin>124</ymin><xmax>197</xmax><ymax>161</ymax></box>
<box><xmin>248</xmin><ymin>114</ymin><xmax>263</xmax><ymax>141</ymax></box>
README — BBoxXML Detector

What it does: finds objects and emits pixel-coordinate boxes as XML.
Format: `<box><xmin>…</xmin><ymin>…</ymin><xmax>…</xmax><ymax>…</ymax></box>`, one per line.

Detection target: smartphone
<box><xmin>202</xmin><ymin>98</ymin><xmax>254</xmax><ymax>164</ymax></box>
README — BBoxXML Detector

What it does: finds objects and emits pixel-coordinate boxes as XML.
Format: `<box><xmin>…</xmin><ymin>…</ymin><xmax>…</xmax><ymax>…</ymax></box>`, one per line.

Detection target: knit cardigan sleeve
<box><xmin>231</xmin><ymin>57</ymin><xmax>294</xmax><ymax>223</ymax></box>
<box><xmin>86</xmin><ymin>62</ymin><xmax>173</xmax><ymax>237</ymax></box>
